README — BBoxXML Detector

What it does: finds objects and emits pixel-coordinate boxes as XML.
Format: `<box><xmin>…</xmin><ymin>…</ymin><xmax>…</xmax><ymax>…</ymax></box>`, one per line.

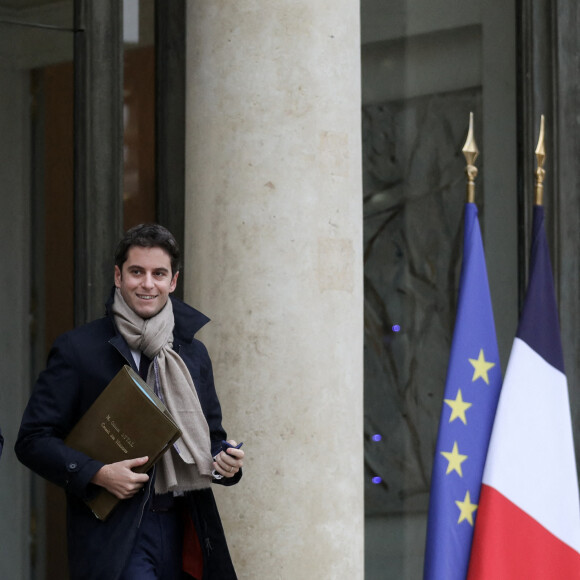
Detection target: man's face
<box><xmin>114</xmin><ymin>246</ymin><xmax>179</xmax><ymax>319</ymax></box>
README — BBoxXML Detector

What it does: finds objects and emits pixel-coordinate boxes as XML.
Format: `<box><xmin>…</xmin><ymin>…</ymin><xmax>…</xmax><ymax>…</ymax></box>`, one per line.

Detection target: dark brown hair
<box><xmin>114</xmin><ymin>223</ymin><xmax>180</xmax><ymax>274</ymax></box>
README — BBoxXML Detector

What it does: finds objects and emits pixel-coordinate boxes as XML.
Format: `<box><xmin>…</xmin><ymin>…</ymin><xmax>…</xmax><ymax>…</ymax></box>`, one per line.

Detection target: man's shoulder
<box><xmin>171</xmin><ymin>296</ymin><xmax>211</xmax><ymax>339</ymax></box>
<box><xmin>54</xmin><ymin>315</ymin><xmax>116</xmax><ymax>349</ymax></box>
<box><xmin>49</xmin><ymin>315</ymin><xmax>126</xmax><ymax>380</ymax></box>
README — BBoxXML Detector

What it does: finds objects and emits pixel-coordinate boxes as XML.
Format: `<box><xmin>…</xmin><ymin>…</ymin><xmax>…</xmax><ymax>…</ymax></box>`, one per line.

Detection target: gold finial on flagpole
<box><xmin>462</xmin><ymin>112</ymin><xmax>479</xmax><ymax>203</ymax></box>
<box><xmin>534</xmin><ymin>115</ymin><xmax>546</xmax><ymax>206</ymax></box>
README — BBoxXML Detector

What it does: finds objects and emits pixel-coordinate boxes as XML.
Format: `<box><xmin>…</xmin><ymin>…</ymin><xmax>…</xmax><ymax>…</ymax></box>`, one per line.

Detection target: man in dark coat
<box><xmin>16</xmin><ymin>224</ymin><xmax>244</xmax><ymax>580</ymax></box>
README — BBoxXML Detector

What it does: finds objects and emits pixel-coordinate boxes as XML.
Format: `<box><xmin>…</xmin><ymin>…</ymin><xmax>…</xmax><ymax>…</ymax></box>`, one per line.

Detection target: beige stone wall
<box><xmin>184</xmin><ymin>2</ymin><xmax>364</xmax><ymax>578</ymax></box>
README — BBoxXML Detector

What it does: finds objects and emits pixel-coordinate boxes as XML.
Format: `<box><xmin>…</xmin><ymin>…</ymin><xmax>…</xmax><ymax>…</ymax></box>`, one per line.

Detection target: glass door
<box><xmin>0</xmin><ymin>1</ymin><xmax>164</xmax><ymax>577</ymax></box>
<box><xmin>0</xmin><ymin>5</ymin><xmax>75</xmax><ymax>579</ymax></box>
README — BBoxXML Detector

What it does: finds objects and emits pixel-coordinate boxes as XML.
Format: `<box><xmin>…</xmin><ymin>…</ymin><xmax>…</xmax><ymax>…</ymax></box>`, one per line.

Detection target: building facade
<box><xmin>0</xmin><ymin>1</ymin><xmax>579</xmax><ymax>579</ymax></box>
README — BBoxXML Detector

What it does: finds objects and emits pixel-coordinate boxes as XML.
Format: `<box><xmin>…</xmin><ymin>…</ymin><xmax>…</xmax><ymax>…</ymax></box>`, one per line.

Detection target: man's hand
<box><xmin>213</xmin><ymin>440</ymin><xmax>244</xmax><ymax>478</ymax></box>
<box><xmin>91</xmin><ymin>456</ymin><xmax>150</xmax><ymax>499</ymax></box>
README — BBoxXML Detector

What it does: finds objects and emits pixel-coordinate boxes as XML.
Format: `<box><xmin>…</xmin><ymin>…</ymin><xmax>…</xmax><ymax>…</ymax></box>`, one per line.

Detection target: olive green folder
<box><xmin>65</xmin><ymin>365</ymin><xmax>181</xmax><ymax>521</ymax></box>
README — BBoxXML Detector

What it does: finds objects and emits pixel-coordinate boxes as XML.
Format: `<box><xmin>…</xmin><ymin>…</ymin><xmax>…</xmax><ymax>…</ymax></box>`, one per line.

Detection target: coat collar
<box><xmin>105</xmin><ymin>287</ymin><xmax>211</xmax><ymax>346</ymax></box>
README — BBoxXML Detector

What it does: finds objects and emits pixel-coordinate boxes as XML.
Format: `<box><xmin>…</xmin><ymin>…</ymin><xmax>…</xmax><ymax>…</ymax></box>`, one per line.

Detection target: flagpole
<box><xmin>467</xmin><ymin>112</ymin><xmax>580</xmax><ymax>580</ymax></box>
<box><xmin>424</xmin><ymin>112</ymin><xmax>502</xmax><ymax>580</ymax></box>
<box><xmin>534</xmin><ymin>115</ymin><xmax>546</xmax><ymax>206</ymax></box>
<box><xmin>462</xmin><ymin>112</ymin><xmax>479</xmax><ymax>203</ymax></box>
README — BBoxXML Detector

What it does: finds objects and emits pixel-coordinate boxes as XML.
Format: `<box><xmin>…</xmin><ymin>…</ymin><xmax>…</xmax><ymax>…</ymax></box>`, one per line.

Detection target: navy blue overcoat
<box><xmin>16</xmin><ymin>293</ymin><xmax>240</xmax><ymax>580</ymax></box>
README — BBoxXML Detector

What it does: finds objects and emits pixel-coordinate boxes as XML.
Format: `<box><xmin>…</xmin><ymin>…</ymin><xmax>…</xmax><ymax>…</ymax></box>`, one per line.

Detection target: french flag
<box><xmin>467</xmin><ymin>205</ymin><xmax>580</xmax><ymax>579</ymax></box>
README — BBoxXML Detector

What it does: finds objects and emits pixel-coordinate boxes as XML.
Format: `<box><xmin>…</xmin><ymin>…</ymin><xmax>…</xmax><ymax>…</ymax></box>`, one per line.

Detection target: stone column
<box><xmin>184</xmin><ymin>2</ymin><xmax>364</xmax><ymax>578</ymax></box>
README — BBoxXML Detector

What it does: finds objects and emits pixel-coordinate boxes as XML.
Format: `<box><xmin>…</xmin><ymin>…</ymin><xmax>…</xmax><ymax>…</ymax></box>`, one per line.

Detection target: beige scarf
<box><xmin>112</xmin><ymin>289</ymin><xmax>213</xmax><ymax>493</ymax></box>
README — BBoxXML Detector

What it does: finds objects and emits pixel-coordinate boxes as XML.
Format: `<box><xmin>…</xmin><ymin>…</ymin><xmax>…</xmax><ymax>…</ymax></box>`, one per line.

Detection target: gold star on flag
<box><xmin>440</xmin><ymin>442</ymin><xmax>468</xmax><ymax>477</ymax></box>
<box><xmin>444</xmin><ymin>389</ymin><xmax>472</xmax><ymax>424</ymax></box>
<box><xmin>456</xmin><ymin>491</ymin><xmax>478</xmax><ymax>525</ymax></box>
<box><xmin>469</xmin><ymin>349</ymin><xmax>495</xmax><ymax>385</ymax></box>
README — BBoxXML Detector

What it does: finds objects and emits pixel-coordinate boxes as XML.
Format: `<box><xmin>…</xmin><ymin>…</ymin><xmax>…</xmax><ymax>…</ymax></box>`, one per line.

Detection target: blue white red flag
<box><xmin>467</xmin><ymin>205</ymin><xmax>580</xmax><ymax>579</ymax></box>
<box><xmin>423</xmin><ymin>202</ymin><xmax>502</xmax><ymax>580</ymax></box>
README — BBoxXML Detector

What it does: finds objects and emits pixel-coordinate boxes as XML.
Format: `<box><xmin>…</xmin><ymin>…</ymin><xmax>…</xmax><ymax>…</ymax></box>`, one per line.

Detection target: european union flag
<box><xmin>423</xmin><ymin>202</ymin><xmax>502</xmax><ymax>580</ymax></box>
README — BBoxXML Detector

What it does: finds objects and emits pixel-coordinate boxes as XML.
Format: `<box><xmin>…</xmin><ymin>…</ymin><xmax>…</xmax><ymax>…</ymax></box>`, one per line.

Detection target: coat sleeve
<box><xmin>189</xmin><ymin>339</ymin><xmax>242</xmax><ymax>487</ymax></box>
<box><xmin>15</xmin><ymin>333</ymin><xmax>105</xmax><ymax>500</ymax></box>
